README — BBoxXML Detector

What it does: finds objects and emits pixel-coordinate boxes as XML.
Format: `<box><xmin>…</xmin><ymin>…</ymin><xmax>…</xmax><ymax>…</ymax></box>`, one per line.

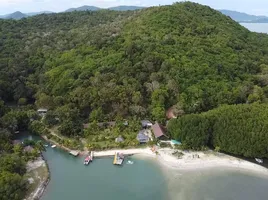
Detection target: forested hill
<box><xmin>1</xmin><ymin>2</ymin><xmax>268</xmax><ymax>122</ymax></box>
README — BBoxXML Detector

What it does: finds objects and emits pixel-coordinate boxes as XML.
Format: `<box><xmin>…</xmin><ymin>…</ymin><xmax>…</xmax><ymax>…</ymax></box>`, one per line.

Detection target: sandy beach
<box><xmin>155</xmin><ymin>148</ymin><xmax>268</xmax><ymax>175</ymax></box>
<box><xmin>94</xmin><ymin>147</ymin><xmax>268</xmax><ymax>175</ymax></box>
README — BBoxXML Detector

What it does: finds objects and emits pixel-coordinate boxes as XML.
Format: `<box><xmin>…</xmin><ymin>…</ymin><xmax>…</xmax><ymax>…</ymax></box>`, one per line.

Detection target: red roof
<box><xmin>166</xmin><ymin>107</ymin><xmax>177</xmax><ymax>119</ymax></box>
<box><xmin>152</xmin><ymin>123</ymin><xmax>167</xmax><ymax>138</ymax></box>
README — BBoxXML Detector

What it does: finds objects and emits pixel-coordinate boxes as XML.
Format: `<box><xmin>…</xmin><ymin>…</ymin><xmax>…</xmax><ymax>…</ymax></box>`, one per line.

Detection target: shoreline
<box><xmin>24</xmin><ymin>154</ymin><xmax>50</xmax><ymax>200</ymax></box>
<box><xmin>40</xmin><ymin>134</ymin><xmax>268</xmax><ymax>175</ymax></box>
<box><xmin>155</xmin><ymin>149</ymin><xmax>268</xmax><ymax>176</ymax></box>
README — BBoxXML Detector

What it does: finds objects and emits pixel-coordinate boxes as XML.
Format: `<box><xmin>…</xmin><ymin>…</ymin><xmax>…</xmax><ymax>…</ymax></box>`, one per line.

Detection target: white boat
<box><xmin>51</xmin><ymin>145</ymin><xmax>57</xmax><ymax>148</ymax></box>
<box><xmin>44</xmin><ymin>145</ymin><xmax>49</xmax><ymax>147</ymax></box>
<box><xmin>127</xmin><ymin>160</ymin><xmax>134</xmax><ymax>165</ymax></box>
<box><xmin>255</xmin><ymin>158</ymin><xmax>263</xmax><ymax>164</ymax></box>
<box><xmin>84</xmin><ymin>156</ymin><xmax>91</xmax><ymax>165</ymax></box>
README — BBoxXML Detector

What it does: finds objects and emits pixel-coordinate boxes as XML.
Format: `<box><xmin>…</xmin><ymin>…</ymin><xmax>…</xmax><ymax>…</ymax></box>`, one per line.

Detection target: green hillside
<box><xmin>168</xmin><ymin>103</ymin><xmax>268</xmax><ymax>158</ymax></box>
<box><xmin>1</xmin><ymin>2</ymin><xmax>268</xmax><ymax>122</ymax></box>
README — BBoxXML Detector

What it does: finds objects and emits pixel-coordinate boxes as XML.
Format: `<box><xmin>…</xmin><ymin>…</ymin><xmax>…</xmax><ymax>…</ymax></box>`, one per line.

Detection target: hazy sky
<box><xmin>0</xmin><ymin>0</ymin><xmax>268</xmax><ymax>15</ymax></box>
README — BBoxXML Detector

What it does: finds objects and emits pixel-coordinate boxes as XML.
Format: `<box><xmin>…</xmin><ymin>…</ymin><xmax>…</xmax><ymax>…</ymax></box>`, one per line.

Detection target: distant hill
<box><xmin>219</xmin><ymin>9</ymin><xmax>268</xmax><ymax>22</ymax></box>
<box><xmin>26</xmin><ymin>11</ymin><xmax>54</xmax><ymax>16</ymax></box>
<box><xmin>65</xmin><ymin>6</ymin><xmax>101</xmax><ymax>12</ymax></box>
<box><xmin>0</xmin><ymin>11</ymin><xmax>53</xmax><ymax>19</ymax></box>
<box><xmin>108</xmin><ymin>6</ymin><xmax>145</xmax><ymax>11</ymax></box>
<box><xmin>5</xmin><ymin>11</ymin><xmax>27</xmax><ymax>20</ymax></box>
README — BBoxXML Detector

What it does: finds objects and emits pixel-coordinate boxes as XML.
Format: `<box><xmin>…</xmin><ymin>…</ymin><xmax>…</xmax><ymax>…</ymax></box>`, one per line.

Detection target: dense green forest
<box><xmin>2</xmin><ymin>2</ymin><xmax>268</xmax><ymax>122</ymax></box>
<box><xmin>1</xmin><ymin>3</ymin><xmax>268</xmax><ymax>152</ymax></box>
<box><xmin>168</xmin><ymin>103</ymin><xmax>268</xmax><ymax>158</ymax></box>
<box><xmin>1</xmin><ymin>2</ymin><xmax>268</xmax><ymax>198</ymax></box>
<box><xmin>0</xmin><ymin>106</ymin><xmax>45</xmax><ymax>199</ymax></box>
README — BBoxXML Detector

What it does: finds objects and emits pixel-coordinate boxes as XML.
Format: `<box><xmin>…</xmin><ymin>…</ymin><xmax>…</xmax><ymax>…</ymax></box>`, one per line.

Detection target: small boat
<box><xmin>51</xmin><ymin>145</ymin><xmax>56</xmax><ymax>148</ymax></box>
<box><xmin>127</xmin><ymin>160</ymin><xmax>134</xmax><ymax>165</ymax></box>
<box><xmin>84</xmin><ymin>156</ymin><xmax>91</xmax><ymax>165</ymax></box>
<box><xmin>255</xmin><ymin>158</ymin><xmax>263</xmax><ymax>164</ymax></box>
<box><xmin>44</xmin><ymin>145</ymin><xmax>49</xmax><ymax>148</ymax></box>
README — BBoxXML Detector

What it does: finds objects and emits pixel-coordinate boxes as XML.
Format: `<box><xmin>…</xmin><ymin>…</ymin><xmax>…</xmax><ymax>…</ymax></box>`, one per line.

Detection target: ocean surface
<box><xmin>41</xmin><ymin>147</ymin><xmax>168</xmax><ymax>200</ymax></box>
<box><xmin>20</xmin><ymin>131</ymin><xmax>268</xmax><ymax>200</ymax></box>
<box><xmin>241</xmin><ymin>23</ymin><xmax>268</xmax><ymax>33</ymax></box>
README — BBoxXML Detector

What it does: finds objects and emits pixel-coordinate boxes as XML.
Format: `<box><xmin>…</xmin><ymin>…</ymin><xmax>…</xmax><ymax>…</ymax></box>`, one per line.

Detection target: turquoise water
<box><xmin>18</xmin><ymin>134</ymin><xmax>268</xmax><ymax>200</ymax></box>
<box><xmin>168</xmin><ymin>170</ymin><xmax>268</xmax><ymax>200</ymax></box>
<box><xmin>41</xmin><ymin>147</ymin><xmax>168</xmax><ymax>200</ymax></box>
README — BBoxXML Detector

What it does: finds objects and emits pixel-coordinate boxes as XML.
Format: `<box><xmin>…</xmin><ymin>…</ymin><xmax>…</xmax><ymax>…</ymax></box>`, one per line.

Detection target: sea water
<box><xmin>241</xmin><ymin>23</ymin><xmax>268</xmax><ymax>34</ymax></box>
<box><xmin>41</xmin><ymin>148</ymin><xmax>167</xmax><ymax>200</ymax></box>
<box><xmin>18</xmin><ymin>133</ymin><xmax>268</xmax><ymax>200</ymax></box>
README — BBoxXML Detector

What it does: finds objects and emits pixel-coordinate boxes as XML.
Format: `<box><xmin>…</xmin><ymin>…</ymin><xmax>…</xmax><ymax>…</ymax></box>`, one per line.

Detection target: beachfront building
<box><xmin>152</xmin><ymin>122</ymin><xmax>169</xmax><ymax>140</ymax></box>
<box><xmin>141</xmin><ymin>120</ymin><xmax>153</xmax><ymax>128</ymax></box>
<box><xmin>137</xmin><ymin>130</ymin><xmax>150</xmax><ymax>143</ymax></box>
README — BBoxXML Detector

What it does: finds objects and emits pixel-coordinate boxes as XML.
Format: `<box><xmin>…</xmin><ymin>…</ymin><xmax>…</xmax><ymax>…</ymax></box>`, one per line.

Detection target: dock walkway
<box><xmin>113</xmin><ymin>152</ymin><xmax>124</xmax><ymax>165</ymax></box>
<box><xmin>93</xmin><ymin>148</ymin><xmax>154</xmax><ymax>158</ymax></box>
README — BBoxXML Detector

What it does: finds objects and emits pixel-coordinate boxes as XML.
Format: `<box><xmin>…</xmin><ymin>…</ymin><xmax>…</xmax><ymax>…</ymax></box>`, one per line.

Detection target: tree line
<box><xmin>168</xmin><ymin>103</ymin><xmax>268</xmax><ymax>158</ymax></box>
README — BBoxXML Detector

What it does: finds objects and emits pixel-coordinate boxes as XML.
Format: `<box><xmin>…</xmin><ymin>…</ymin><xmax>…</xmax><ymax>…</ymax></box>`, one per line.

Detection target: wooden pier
<box><xmin>90</xmin><ymin>151</ymin><xmax>94</xmax><ymax>161</ymax></box>
<box><xmin>69</xmin><ymin>150</ymin><xmax>79</xmax><ymax>157</ymax></box>
<box><xmin>113</xmin><ymin>152</ymin><xmax>124</xmax><ymax>165</ymax></box>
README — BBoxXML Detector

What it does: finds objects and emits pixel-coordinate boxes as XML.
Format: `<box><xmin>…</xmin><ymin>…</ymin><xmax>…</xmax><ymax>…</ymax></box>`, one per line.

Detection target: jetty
<box><xmin>113</xmin><ymin>152</ymin><xmax>124</xmax><ymax>165</ymax></box>
<box><xmin>69</xmin><ymin>150</ymin><xmax>79</xmax><ymax>157</ymax></box>
<box><xmin>93</xmin><ymin>148</ymin><xmax>154</xmax><ymax>158</ymax></box>
<box><xmin>91</xmin><ymin>151</ymin><xmax>94</xmax><ymax>161</ymax></box>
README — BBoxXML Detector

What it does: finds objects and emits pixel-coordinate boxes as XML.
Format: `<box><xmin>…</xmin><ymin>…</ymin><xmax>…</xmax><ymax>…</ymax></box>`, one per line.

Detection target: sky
<box><xmin>0</xmin><ymin>0</ymin><xmax>268</xmax><ymax>16</ymax></box>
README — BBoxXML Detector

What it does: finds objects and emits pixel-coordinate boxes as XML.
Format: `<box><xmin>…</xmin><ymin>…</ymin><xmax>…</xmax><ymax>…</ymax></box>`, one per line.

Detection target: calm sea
<box><xmin>240</xmin><ymin>23</ymin><xmax>268</xmax><ymax>33</ymax></box>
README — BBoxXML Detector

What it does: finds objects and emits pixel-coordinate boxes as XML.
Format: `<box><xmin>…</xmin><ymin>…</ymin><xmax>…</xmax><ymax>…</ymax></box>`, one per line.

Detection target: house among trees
<box><xmin>141</xmin><ymin>120</ymin><xmax>153</xmax><ymax>128</ymax></box>
<box><xmin>23</xmin><ymin>146</ymin><xmax>34</xmax><ymax>153</ymax></box>
<box><xmin>137</xmin><ymin>130</ymin><xmax>150</xmax><ymax>143</ymax></box>
<box><xmin>37</xmin><ymin>108</ymin><xmax>48</xmax><ymax>116</ymax></box>
<box><xmin>115</xmin><ymin>136</ymin><xmax>124</xmax><ymax>143</ymax></box>
<box><xmin>97</xmin><ymin>121</ymin><xmax>116</xmax><ymax>128</ymax></box>
<box><xmin>12</xmin><ymin>140</ymin><xmax>21</xmax><ymax>145</ymax></box>
<box><xmin>152</xmin><ymin>122</ymin><xmax>169</xmax><ymax>140</ymax></box>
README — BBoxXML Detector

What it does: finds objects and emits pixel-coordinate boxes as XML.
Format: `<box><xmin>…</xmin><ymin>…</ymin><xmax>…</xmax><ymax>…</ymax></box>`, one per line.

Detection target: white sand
<box><xmin>155</xmin><ymin>148</ymin><xmax>268</xmax><ymax>175</ymax></box>
<box><xmin>93</xmin><ymin>148</ymin><xmax>156</xmax><ymax>157</ymax></box>
<box><xmin>90</xmin><ymin>147</ymin><xmax>268</xmax><ymax>175</ymax></box>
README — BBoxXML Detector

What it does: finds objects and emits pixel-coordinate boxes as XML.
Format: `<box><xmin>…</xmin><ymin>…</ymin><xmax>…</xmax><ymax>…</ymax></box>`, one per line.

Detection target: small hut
<box><xmin>23</xmin><ymin>146</ymin><xmax>34</xmax><ymax>153</ymax></box>
<box><xmin>141</xmin><ymin>120</ymin><xmax>153</xmax><ymax>128</ymax></box>
<box><xmin>137</xmin><ymin>130</ymin><xmax>149</xmax><ymax>143</ymax></box>
<box><xmin>115</xmin><ymin>136</ymin><xmax>124</xmax><ymax>143</ymax></box>
<box><xmin>37</xmin><ymin>108</ymin><xmax>48</xmax><ymax>116</ymax></box>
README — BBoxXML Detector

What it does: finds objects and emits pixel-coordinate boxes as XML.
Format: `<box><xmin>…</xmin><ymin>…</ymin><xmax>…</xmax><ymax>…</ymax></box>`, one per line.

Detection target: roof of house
<box><xmin>24</xmin><ymin>146</ymin><xmax>34</xmax><ymax>152</ymax></box>
<box><xmin>13</xmin><ymin>140</ymin><xmax>21</xmax><ymax>145</ymax></box>
<box><xmin>166</xmin><ymin>107</ymin><xmax>177</xmax><ymax>119</ymax></box>
<box><xmin>97</xmin><ymin>121</ymin><xmax>116</xmax><ymax>127</ymax></box>
<box><xmin>141</xmin><ymin>119</ymin><xmax>152</xmax><ymax>124</ymax></box>
<box><xmin>152</xmin><ymin>123</ymin><xmax>168</xmax><ymax>138</ymax></box>
<box><xmin>83</xmin><ymin>124</ymin><xmax>89</xmax><ymax>129</ymax></box>
<box><xmin>115</xmin><ymin>136</ymin><xmax>124</xmax><ymax>142</ymax></box>
<box><xmin>37</xmin><ymin>108</ymin><xmax>48</xmax><ymax>112</ymax></box>
<box><xmin>137</xmin><ymin>131</ymin><xmax>149</xmax><ymax>142</ymax></box>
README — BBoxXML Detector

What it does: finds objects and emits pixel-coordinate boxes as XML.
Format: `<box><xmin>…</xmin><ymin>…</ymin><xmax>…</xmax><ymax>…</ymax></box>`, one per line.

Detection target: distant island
<box><xmin>219</xmin><ymin>9</ymin><xmax>268</xmax><ymax>23</ymax></box>
<box><xmin>0</xmin><ymin>5</ymin><xmax>145</xmax><ymax>19</ymax></box>
<box><xmin>1</xmin><ymin>6</ymin><xmax>268</xmax><ymax>23</ymax></box>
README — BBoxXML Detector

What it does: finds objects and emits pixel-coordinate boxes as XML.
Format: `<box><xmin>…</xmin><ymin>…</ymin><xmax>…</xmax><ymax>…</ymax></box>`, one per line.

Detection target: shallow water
<box><xmin>41</xmin><ymin>148</ymin><xmax>168</xmax><ymax>200</ymax></box>
<box><xmin>165</xmin><ymin>168</ymin><xmax>268</xmax><ymax>200</ymax></box>
<box><xmin>18</xmin><ymin>134</ymin><xmax>268</xmax><ymax>200</ymax></box>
